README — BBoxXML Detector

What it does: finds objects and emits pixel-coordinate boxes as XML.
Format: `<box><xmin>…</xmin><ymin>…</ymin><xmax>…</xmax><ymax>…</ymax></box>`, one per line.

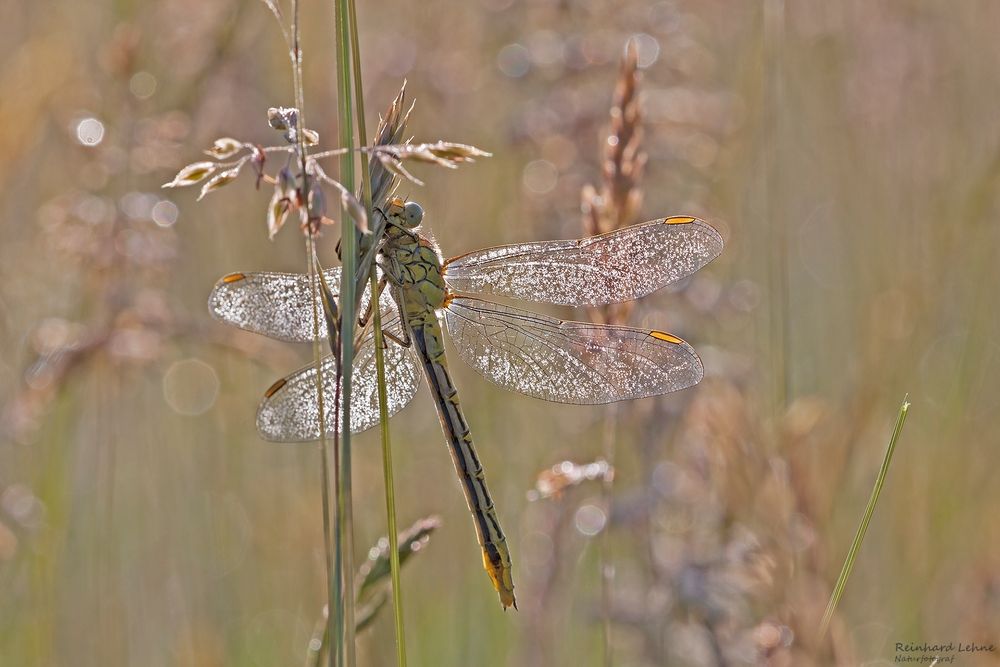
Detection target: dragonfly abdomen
<box><xmin>410</xmin><ymin>316</ymin><xmax>516</xmax><ymax>610</ymax></box>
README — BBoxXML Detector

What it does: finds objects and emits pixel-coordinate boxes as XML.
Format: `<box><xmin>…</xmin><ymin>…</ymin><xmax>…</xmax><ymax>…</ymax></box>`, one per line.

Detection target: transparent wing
<box><xmin>208</xmin><ymin>268</ymin><xmax>400</xmax><ymax>342</ymax></box>
<box><xmin>442</xmin><ymin>216</ymin><xmax>723</xmax><ymax>306</ymax></box>
<box><xmin>257</xmin><ymin>330</ymin><xmax>421</xmax><ymax>441</ymax></box>
<box><xmin>443</xmin><ymin>296</ymin><xmax>703</xmax><ymax>405</ymax></box>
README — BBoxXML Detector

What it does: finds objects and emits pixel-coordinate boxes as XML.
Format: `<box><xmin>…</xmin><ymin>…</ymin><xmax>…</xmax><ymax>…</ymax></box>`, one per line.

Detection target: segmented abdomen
<box><xmin>410</xmin><ymin>316</ymin><xmax>516</xmax><ymax>609</ymax></box>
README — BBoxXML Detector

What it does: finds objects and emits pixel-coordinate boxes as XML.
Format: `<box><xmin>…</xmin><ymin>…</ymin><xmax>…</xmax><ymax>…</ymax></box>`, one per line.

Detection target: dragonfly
<box><xmin>208</xmin><ymin>198</ymin><xmax>723</xmax><ymax>609</ymax></box>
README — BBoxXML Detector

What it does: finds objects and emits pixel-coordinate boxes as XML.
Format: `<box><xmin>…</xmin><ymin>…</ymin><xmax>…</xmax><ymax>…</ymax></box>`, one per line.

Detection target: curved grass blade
<box><xmin>818</xmin><ymin>395</ymin><xmax>911</xmax><ymax>640</ymax></box>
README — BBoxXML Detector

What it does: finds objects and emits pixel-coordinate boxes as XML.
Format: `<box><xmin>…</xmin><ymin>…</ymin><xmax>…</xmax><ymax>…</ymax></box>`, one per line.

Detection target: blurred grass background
<box><xmin>2</xmin><ymin>1</ymin><xmax>999</xmax><ymax>665</ymax></box>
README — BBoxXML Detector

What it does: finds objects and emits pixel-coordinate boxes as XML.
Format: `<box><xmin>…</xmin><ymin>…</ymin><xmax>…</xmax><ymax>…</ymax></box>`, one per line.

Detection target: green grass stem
<box><xmin>333</xmin><ymin>0</ymin><xmax>358</xmax><ymax>663</ymax></box>
<box><xmin>367</xmin><ymin>268</ymin><xmax>407</xmax><ymax>667</ymax></box>
<box><xmin>308</xmin><ymin>237</ymin><xmax>340</xmax><ymax>667</ymax></box>
<box><xmin>287</xmin><ymin>2</ymin><xmax>341</xmax><ymax>665</ymax></box>
<box><xmin>819</xmin><ymin>394</ymin><xmax>911</xmax><ymax>640</ymax></box>
<box><xmin>345</xmin><ymin>0</ymin><xmax>408</xmax><ymax>664</ymax></box>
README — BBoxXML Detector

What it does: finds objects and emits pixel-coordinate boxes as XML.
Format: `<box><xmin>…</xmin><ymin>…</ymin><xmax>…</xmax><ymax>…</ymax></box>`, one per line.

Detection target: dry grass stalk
<box><xmin>523</xmin><ymin>41</ymin><xmax>651</xmax><ymax>667</ymax></box>
<box><xmin>583</xmin><ymin>42</ymin><xmax>647</xmax><ymax>327</ymax></box>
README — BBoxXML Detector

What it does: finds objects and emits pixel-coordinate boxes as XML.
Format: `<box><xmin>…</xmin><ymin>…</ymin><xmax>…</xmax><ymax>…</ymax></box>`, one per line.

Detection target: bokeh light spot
<box><xmin>129</xmin><ymin>71</ymin><xmax>157</xmax><ymax>99</ymax></box>
<box><xmin>163</xmin><ymin>358</ymin><xmax>220</xmax><ymax>416</ymax></box>
<box><xmin>527</xmin><ymin>30</ymin><xmax>565</xmax><ymax>66</ymax></box>
<box><xmin>630</xmin><ymin>33</ymin><xmax>661</xmax><ymax>68</ymax></box>
<box><xmin>522</xmin><ymin>159</ymin><xmax>558</xmax><ymax>195</ymax></box>
<box><xmin>75</xmin><ymin>195</ymin><xmax>113</xmax><ymax>225</ymax></box>
<box><xmin>151</xmin><ymin>199</ymin><xmax>179</xmax><ymax>227</ymax></box>
<box><xmin>120</xmin><ymin>191</ymin><xmax>158</xmax><ymax>221</ymax></box>
<box><xmin>497</xmin><ymin>43</ymin><xmax>531</xmax><ymax>78</ymax></box>
<box><xmin>574</xmin><ymin>504</ymin><xmax>607</xmax><ymax>536</ymax></box>
<box><xmin>75</xmin><ymin>117</ymin><xmax>105</xmax><ymax>146</ymax></box>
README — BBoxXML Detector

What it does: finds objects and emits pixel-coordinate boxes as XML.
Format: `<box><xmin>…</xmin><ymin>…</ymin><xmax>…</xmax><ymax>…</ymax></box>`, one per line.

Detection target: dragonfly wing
<box><xmin>443</xmin><ymin>296</ymin><xmax>703</xmax><ymax>405</ymax></box>
<box><xmin>256</xmin><ymin>328</ymin><xmax>421</xmax><ymax>441</ymax></box>
<box><xmin>442</xmin><ymin>216</ymin><xmax>722</xmax><ymax>306</ymax></box>
<box><xmin>208</xmin><ymin>268</ymin><xmax>400</xmax><ymax>342</ymax></box>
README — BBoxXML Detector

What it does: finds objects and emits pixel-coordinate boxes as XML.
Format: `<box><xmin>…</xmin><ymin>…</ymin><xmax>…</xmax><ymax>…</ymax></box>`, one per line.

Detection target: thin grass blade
<box><xmin>819</xmin><ymin>394</ymin><xmax>911</xmax><ymax>639</ymax></box>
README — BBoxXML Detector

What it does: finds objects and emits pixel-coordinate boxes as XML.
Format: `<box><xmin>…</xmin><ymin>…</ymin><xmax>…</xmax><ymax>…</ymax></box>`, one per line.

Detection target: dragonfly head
<box><xmin>386</xmin><ymin>198</ymin><xmax>424</xmax><ymax>229</ymax></box>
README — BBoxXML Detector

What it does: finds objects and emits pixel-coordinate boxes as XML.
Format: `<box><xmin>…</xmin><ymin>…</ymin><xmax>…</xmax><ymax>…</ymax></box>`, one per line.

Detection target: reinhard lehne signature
<box><xmin>895</xmin><ymin>641</ymin><xmax>997</xmax><ymax>663</ymax></box>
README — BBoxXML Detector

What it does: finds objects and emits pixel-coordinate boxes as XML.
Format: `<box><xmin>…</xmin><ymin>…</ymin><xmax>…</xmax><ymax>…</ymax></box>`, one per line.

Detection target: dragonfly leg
<box><xmin>314</xmin><ymin>267</ymin><xmax>341</xmax><ymax>355</ymax></box>
<box><xmin>381</xmin><ymin>326</ymin><xmax>411</xmax><ymax>349</ymax></box>
<box><xmin>373</xmin><ymin>286</ymin><xmax>412</xmax><ymax>350</ymax></box>
<box><xmin>356</xmin><ymin>270</ymin><xmax>412</xmax><ymax>350</ymax></box>
<box><xmin>375</xmin><ymin>253</ymin><xmax>406</xmax><ymax>288</ymax></box>
<box><xmin>357</xmin><ymin>274</ymin><xmax>390</xmax><ymax>328</ymax></box>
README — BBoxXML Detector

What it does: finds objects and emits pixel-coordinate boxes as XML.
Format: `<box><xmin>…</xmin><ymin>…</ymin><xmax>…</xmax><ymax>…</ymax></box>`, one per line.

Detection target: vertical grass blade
<box><xmin>599</xmin><ymin>407</ymin><xmax>618</xmax><ymax>667</ymax></box>
<box><xmin>819</xmin><ymin>394</ymin><xmax>911</xmax><ymax>639</ymax></box>
<box><xmin>287</xmin><ymin>2</ymin><xmax>340</xmax><ymax>665</ymax></box>
<box><xmin>764</xmin><ymin>0</ymin><xmax>791</xmax><ymax>413</ymax></box>
<box><xmin>343</xmin><ymin>5</ymin><xmax>408</xmax><ymax>662</ymax></box>
<box><xmin>308</xmin><ymin>237</ymin><xmax>340</xmax><ymax>667</ymax></box>
<box><xmin>333</xmin><ymin>0</ymin><xmax>358</xmax><ymax>663</ymax></box>
<box><xmin>345</xmin><ymin>3</ymin><xmax>407</xmax><ymax>663</ymax></box>
<box><xmin>346</xmin><ymin>0</ymin><xmax>372</xmax><ymax>256</ymax></box>
<box><xmin>368</xmin><ymin>269</ymin><xmax>407</xmax><ymax>667</ymax></box>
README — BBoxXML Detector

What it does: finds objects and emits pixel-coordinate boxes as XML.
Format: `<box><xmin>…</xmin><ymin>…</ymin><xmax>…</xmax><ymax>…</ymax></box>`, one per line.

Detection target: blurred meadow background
<box><xmin>2</xmin><ymin>0</ymin><xmax>1000</xmax><ymax>665</ymax></box>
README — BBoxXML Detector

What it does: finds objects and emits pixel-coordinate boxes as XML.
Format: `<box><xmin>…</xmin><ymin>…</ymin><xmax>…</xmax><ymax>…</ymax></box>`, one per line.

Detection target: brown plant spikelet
<box><xmin>583</xmin><ymin>41</ymin><xmax>646</xmax><ymax>326</ymax></box>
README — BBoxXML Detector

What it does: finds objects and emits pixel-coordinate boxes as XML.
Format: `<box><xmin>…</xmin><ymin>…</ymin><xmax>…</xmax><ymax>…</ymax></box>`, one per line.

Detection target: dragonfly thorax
<box><xmin>384</xmin><ymin>226</ymin><xmax>450</xmax><ymax>317</ymax></box>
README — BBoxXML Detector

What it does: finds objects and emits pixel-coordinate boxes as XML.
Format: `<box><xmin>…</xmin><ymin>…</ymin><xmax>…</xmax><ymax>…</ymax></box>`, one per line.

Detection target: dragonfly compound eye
<box><xmin>400</xmin><ymin>201</ymin><xmax>424</xmax><ymax>228</ymax></box>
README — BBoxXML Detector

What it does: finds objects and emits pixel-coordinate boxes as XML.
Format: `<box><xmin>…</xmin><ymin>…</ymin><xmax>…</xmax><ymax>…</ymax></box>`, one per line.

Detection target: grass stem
<box><xmin>368</xmin><ymin>268</ymin><xmax>407</xmax><ymax>667</ymax></box>
<box><xmin>308</xmin><ymin>237</ymin><xmax>339</xmax><ymax>667</ymax></box>
<box><xmin>345</xmin><ymin>1</ymin><xmax>409</xmax><ymax>664</ymax></box>
<box><xmin>819</xmin><ymin>394</ymin><xmax>911</xmax><ymax>639</ymax></box>
<box><xmin>333</xmin><ymin>0</ymin><xmax>358</xmax><ymax>655</ymax></box>
<box><xmin>599</xmin><ymin>406</ymin><xmax>618</xmax><ymax>667</ymax></box>
<box><xmin>288</xmin><ymin>2</ymin><xmax>340</xmax><ymax>664</ymax></box>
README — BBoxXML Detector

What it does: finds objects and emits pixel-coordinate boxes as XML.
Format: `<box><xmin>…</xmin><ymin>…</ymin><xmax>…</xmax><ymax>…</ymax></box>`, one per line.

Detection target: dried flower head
<box><xmin>164</xmin><ymin>83</ymin><xmax>486</xmax><ymax>243</ymax></box>
<box><xmin>162</xmin><ymin>161</ymin><xmax>217</xmax><ymax>188</ymax></box>
<box><xmin>205</xmin><ymin>137</ymin><xmax>244</xmax><ymax>160</ymax></box>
